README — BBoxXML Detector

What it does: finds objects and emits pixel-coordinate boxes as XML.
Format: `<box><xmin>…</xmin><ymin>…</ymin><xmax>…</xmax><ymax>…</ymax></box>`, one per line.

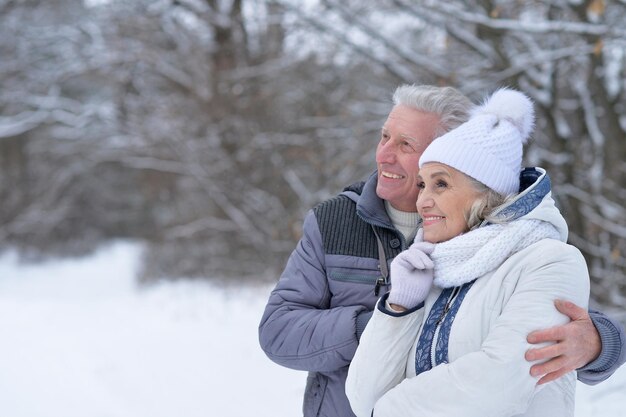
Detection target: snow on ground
<box><xmin>0</xmin><ymin>242</ymin><xmax>303</xmax><ymax>417</ymax></box>
<box><xmin>0</xmin><ymin>241</ymin><xmax>624</xmax><ymax>417</ymax></box>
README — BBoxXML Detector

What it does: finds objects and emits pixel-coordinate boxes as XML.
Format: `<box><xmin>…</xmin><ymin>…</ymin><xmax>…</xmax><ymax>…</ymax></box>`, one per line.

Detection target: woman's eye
<box><xmin>417</xmin><ymin>181</ymin><xmax>425</xmax><ymax>189</ymax></box>
<box><xmin>436</xmin><ymin>180</ymin><xmax>448</xmax><ymax>188</ymax></box>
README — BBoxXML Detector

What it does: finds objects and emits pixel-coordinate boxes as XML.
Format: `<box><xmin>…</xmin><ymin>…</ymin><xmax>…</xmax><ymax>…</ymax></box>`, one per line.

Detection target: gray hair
<box><xmin>465</xmin><ymin>176</ymin><xmax>516</xmax><ymax>231</ymax></box>
<box><xmin>392</xmin><ymin>84</ymin><xmax>473</xmax><ymax>138</ymax></box>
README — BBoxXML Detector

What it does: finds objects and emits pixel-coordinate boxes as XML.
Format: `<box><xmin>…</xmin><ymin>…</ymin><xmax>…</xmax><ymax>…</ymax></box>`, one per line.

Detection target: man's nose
<box><xmin>376</xmin><ymin>141</ymin><xmax>396</xmax><ymax>163</ymax></box>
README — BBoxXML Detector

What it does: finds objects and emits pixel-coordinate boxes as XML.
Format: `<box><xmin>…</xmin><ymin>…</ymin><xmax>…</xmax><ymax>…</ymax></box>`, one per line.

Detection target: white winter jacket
<box><xmin>346</xmin><ymin>170</ymin><xmax>590</xmax><ymax>417</ymax></box>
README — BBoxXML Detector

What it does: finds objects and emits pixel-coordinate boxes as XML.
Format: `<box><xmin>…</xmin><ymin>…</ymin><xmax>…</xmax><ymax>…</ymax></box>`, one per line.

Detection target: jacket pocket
<box><xmin>325</xmin><ymin>256</ymin><xmax>385</xmax><ymax>307</ymax></box>
<box><xmin>303</xmin><ymin>372</ymin><xmax>327</xmax><ymax>417</ymax></box>
<box><xmin>328</xmin><ymin>270</ymin><xmax>380</xmax><ymax>284</ymax></box>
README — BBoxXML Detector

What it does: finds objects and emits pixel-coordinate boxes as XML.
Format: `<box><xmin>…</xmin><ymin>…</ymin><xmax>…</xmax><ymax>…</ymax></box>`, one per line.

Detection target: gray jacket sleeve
<box><xmin>258</xmin><ymin>210</ymin><xmax>368</xmax><ymax>373</ymax></box>
<box><xmin>577</xmin><ymin>309</ymin><xmax>626</xmax><ymax>385</ymax></box>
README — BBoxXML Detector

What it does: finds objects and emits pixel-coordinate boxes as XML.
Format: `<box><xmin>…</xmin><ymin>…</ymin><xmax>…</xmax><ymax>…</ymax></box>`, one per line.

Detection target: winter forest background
<box><xmin>2</xmin><ymin>1</ymin><xmax>626</xmax><ymax>305</ymax></box>
<box><xmin>2</xmin><ymin>0</ymin><xmax>626</xmax><ymax>416</ymax></box>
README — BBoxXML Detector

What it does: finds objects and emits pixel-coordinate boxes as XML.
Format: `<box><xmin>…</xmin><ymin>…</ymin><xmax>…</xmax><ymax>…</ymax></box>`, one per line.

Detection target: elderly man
<box><xmin>258</xmin><ymin>85</ymin><xmax>625</xmax><ymax>417</ymax></box>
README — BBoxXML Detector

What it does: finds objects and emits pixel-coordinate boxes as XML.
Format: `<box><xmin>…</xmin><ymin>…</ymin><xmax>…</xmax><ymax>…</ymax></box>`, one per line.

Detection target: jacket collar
<box><xmin>487</xmin><ymin>167</ymin><xmax>550</xmax><ymax>223</ymax></box>
<box><xmin>341</xmin><ymin>171</ymin><xmax>395</xmax><ymax>230</ymax></box>
<box><xmin>484</xmin><ymin>167</ymin><xmax>568</xmax><ymax>241</ymax></box>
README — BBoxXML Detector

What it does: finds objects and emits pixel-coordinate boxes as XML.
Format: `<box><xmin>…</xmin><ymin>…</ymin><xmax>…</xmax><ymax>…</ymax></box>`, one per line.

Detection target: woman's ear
<box><xmin>466</xmin><ymin>197</ymin><xmax>488</xmax><ymax>231</ymax></box>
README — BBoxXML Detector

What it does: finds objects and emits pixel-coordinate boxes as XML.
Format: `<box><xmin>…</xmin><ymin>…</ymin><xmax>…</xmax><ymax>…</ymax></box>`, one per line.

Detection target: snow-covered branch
<box><xmin>278</xmin><ymin>2</ymin><xmax>413</xmax><ymax>81</ymax></box>
<box><xmin>326</xmin><ymin>1</ymin><xmax>452</xmax><ymax>79</ymax></box>
<box><xmin>462</xmin><ymin>43</ymin><xmax>597</xmax><ymax>93</ymax></box>
<box><xmin>392</xmin><ymin>0</ymin><xmax>499</xmax><ymax>61</ymax></box>
<box><xmin>430</xmin><ymin>2</ymin><xmax>625</xmax><ymax>37</ymax></box>
<box><xmin>0</xmin><ymin>111</ymin><xmax>48</xmax><ymax>139</ymax></box>
<box><xmin>166</xmin><ymin>217</ymin><xmax>239</xmax><ymax>238</ymax></box>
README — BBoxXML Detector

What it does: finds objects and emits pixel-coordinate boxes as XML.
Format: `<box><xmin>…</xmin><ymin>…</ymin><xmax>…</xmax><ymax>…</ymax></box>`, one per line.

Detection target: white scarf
<box><xmin>430</xmin><ymin>219</ymin><xmax>561</xmax><ymax>288</ymax></box>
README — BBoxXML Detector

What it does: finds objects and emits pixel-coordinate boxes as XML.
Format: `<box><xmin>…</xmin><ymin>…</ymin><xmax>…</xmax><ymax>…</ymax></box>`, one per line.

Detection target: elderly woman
<box><xmin>345</xmin><ymin>89</ymin><xmax>589</xmax><ymax>417</ymax></box>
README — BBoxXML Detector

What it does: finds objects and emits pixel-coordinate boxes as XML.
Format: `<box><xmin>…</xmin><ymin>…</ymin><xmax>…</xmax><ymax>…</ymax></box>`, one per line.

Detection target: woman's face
<box><xmin>416</xmin><ymin>163</ymin><xmax>482</xmax><ymax>243</ymax></box>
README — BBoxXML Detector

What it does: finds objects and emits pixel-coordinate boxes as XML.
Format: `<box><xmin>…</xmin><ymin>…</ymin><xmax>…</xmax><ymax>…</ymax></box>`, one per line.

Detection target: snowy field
<box><xmin>0</xmin><ymin>241</ymin><xmax>624</xmax><ymax>417</ymax></box>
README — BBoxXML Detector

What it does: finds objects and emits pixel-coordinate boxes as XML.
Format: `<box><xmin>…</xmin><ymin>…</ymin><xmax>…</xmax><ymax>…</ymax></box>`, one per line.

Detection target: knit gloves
<box><xmin>388</xmin><ymin>229</ymin><xmax>435</xmax><ymax>309</ymax></box>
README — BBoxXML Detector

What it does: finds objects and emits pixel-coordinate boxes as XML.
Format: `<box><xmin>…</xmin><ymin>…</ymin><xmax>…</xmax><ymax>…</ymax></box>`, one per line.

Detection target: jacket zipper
<box><xmin>430</xmin><ymin>286</ymin><xmax>461</xmax><ymax>367</ymax></box>
<box><xmin>374</xmin><ymin>276</ymin><xmax>386</xmax><ymax>296</ymax></box>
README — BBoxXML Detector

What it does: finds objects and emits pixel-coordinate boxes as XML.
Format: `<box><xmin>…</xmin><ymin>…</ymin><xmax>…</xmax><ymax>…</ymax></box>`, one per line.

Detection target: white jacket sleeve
<box><xmin>352</xmin><ymin>243</ymin><xmax>589</xmax><ymax>417</ymax></box>
<box><xmin>346</xmin><ymin>298</ymin><xmax>426</xmax><ymax>417</ymax></box>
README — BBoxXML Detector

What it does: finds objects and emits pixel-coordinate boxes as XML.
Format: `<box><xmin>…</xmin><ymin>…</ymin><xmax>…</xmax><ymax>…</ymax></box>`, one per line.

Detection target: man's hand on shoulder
<box><xmin>525</xmin><ymin>299</ymin><xmax>601</xmax><ymax>385</ymax></box>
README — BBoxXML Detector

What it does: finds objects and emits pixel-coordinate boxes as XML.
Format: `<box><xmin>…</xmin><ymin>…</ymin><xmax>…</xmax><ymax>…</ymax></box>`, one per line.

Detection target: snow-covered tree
<box><xmin>285</xmin><ymin>0</ymin><xmax>626</xmax><ymax>308</ymax></box>
<box><xmin>2</xmin><ymin>0</ymin><xmax>624</xmax><ymax>309</ymax></box>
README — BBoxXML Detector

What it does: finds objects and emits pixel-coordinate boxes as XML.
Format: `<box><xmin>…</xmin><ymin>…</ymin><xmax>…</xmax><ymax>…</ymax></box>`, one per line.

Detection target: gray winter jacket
<box><xmin>258</xmin><ymin>169</ymin><xmax>625</xmax><ymax>417</ymax></box>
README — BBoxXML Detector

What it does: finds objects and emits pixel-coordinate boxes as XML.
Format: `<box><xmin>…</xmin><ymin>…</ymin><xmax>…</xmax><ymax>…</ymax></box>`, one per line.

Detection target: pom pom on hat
<box><xmin>473</xmin><ymin>88</ymin><xmax>535</xmax><ymax>142</ymax></box>
<box><xmin>419</xmin><ymin>88</ymin><xmax>535</xmax><ymax>195</ymax></box>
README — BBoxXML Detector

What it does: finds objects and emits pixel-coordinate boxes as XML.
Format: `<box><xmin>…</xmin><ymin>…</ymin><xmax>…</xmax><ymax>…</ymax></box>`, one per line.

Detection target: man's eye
<box><xmin>401</xmin><ymin>142</ymin><xmax>417</xmax><ymax>152</ymax></box>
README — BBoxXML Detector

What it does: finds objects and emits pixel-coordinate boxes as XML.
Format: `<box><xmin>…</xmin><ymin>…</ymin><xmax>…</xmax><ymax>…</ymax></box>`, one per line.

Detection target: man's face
<box><xmin>375</xmin><ymin>105</ymin><xmax>441</xmax><ymax>212</ymax></box>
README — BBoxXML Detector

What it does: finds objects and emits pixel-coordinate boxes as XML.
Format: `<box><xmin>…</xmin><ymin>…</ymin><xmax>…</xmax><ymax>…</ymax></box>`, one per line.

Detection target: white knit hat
<box><xmin>419</xmin><ymin>88</ymin><xmax>535</xmax><ymax>195</ymax></box>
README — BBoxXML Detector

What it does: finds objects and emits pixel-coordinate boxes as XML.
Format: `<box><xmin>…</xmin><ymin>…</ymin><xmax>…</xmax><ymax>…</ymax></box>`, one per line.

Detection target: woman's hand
<box><xmin>387</xmin><ymin>229</ymin><xmax>435</xmax><ymax>310</ymax></box>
